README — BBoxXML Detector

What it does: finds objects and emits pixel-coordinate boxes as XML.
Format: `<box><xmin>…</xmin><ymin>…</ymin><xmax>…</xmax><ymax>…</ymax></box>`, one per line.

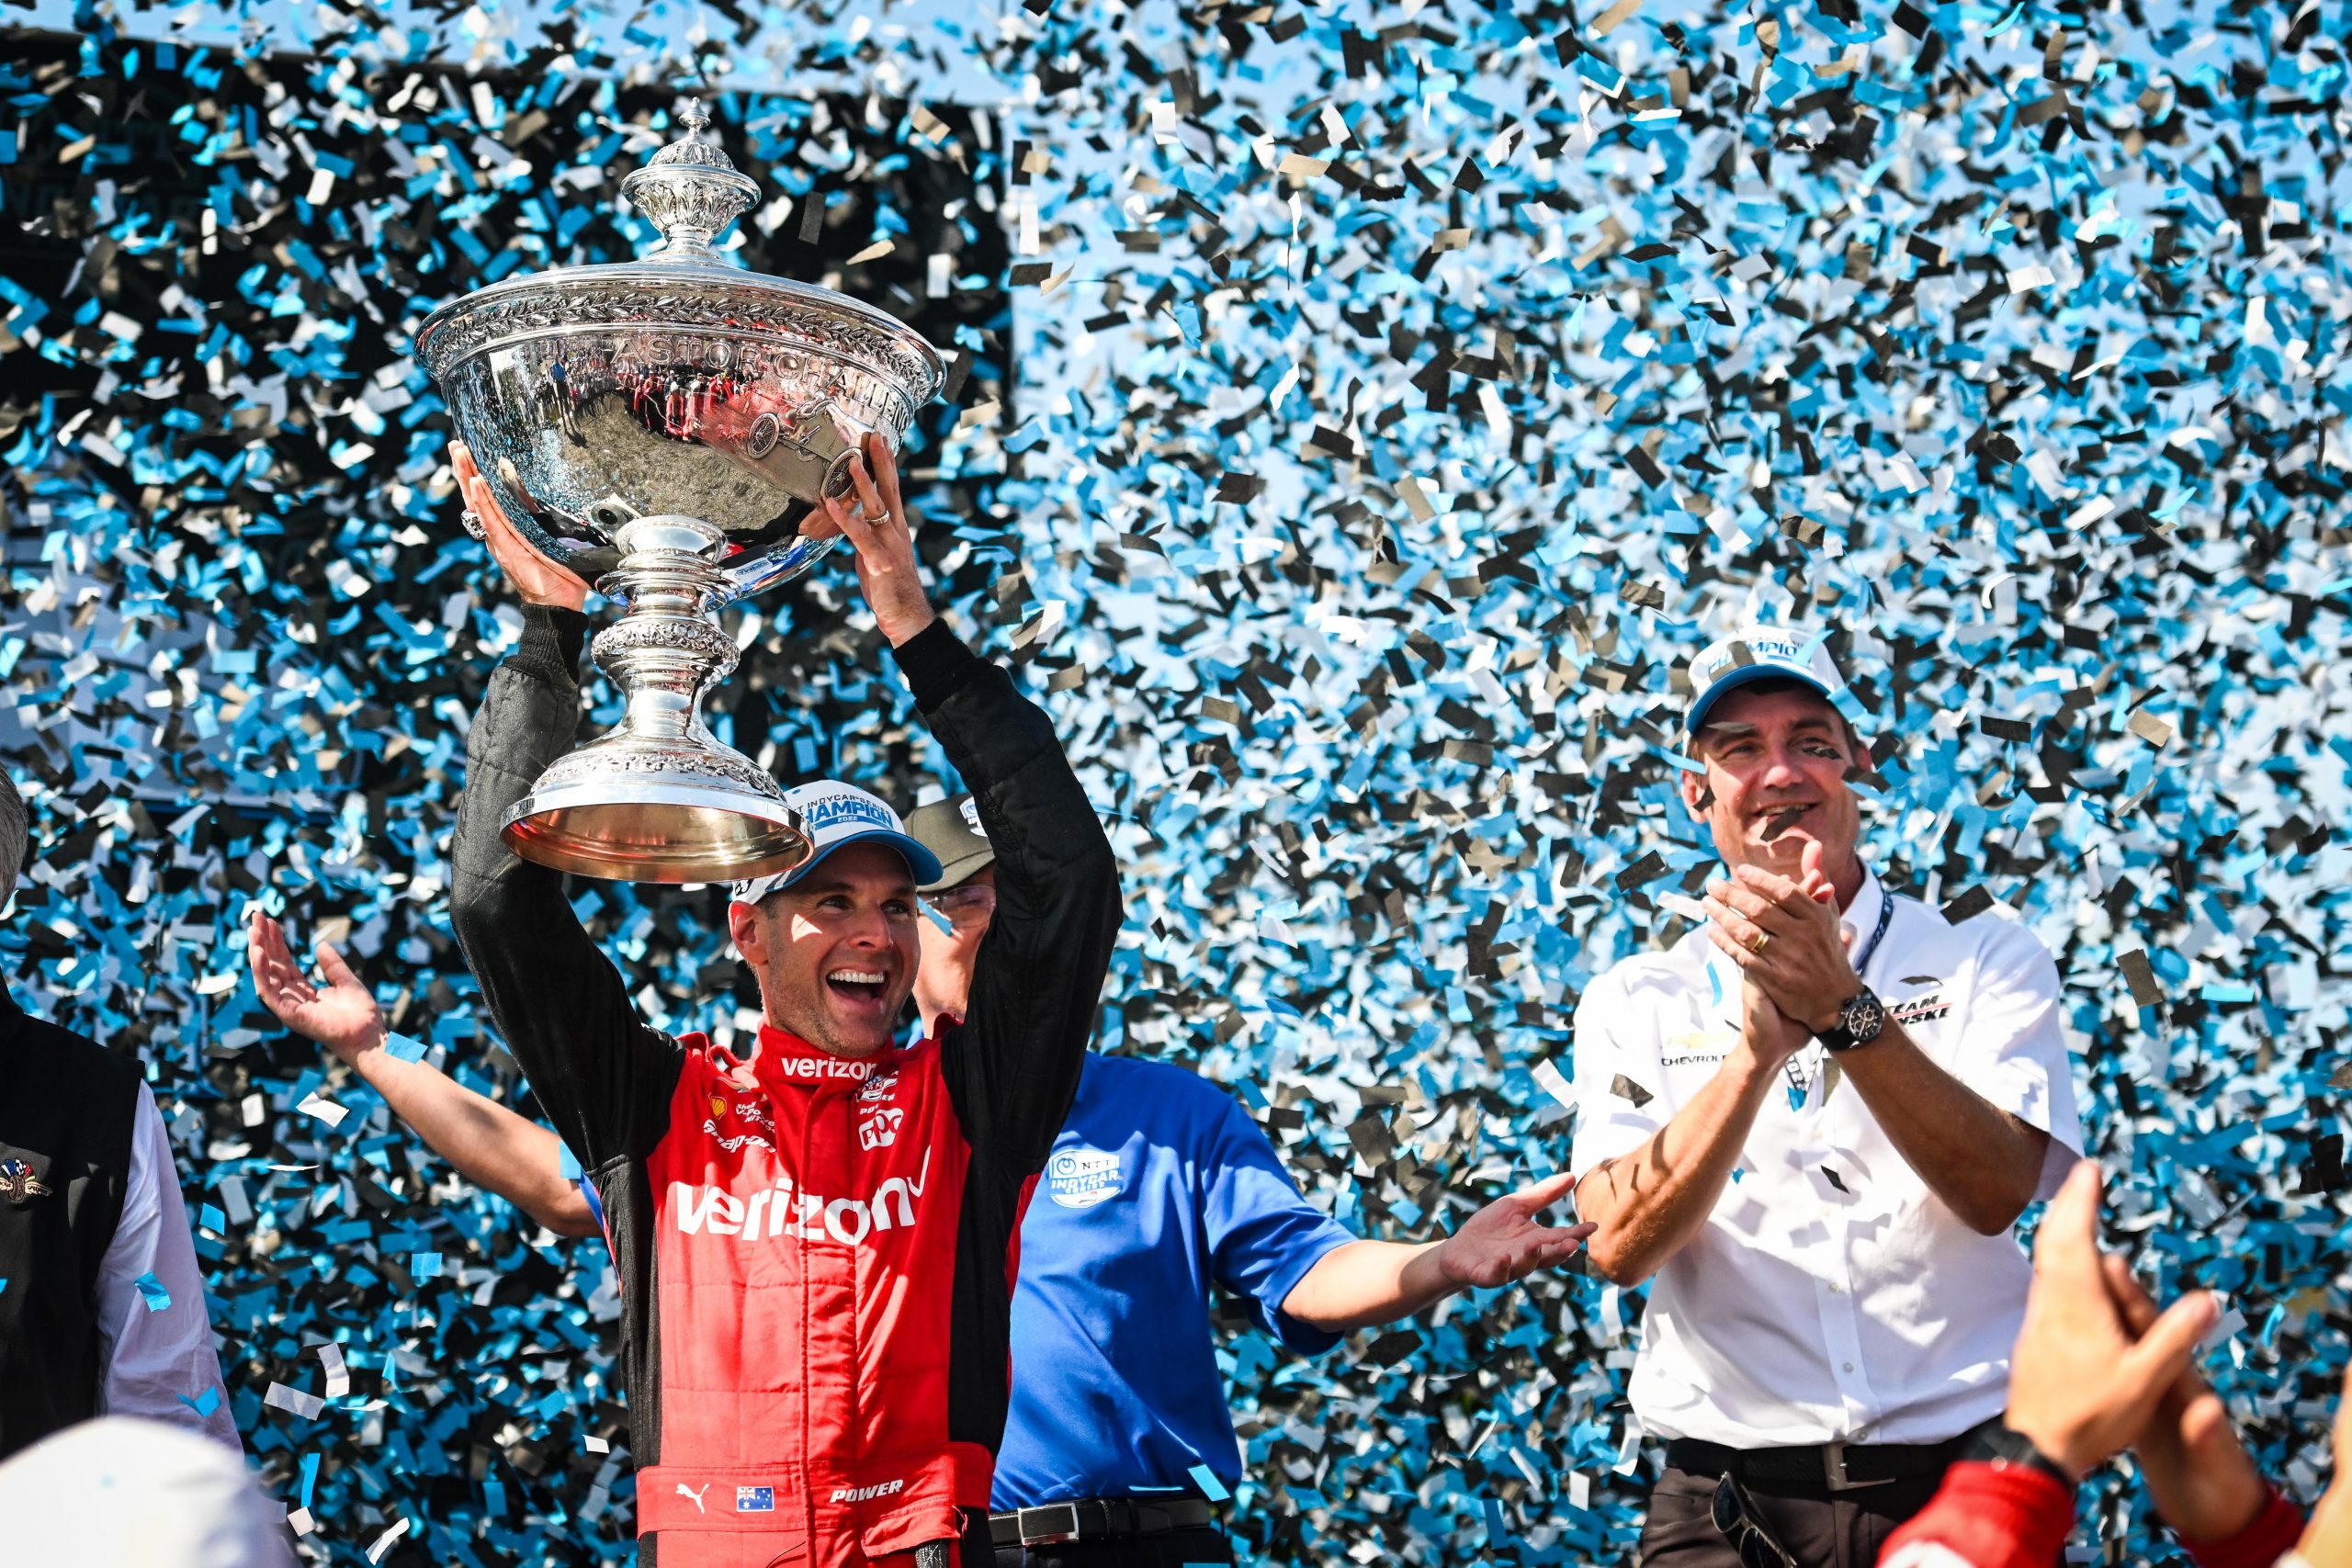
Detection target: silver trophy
<box><xmin>416</xmin><ymin>101</ymin><xmax>944</xmax><ymax>884</ymax></box>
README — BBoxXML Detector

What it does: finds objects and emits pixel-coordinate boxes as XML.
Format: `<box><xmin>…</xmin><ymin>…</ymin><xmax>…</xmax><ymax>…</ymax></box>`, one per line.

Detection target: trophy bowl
<box><xmin>415</xmin><ymin>102</ymin><xmax>944</xmax><ymax>885</ymax></box>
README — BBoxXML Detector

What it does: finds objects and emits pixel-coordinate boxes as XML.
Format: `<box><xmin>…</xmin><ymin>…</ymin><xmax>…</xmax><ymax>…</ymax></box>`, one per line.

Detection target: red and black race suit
<box><xmin>451</xmin><ymin>611</ymin><xmax>1119</xmax><ymax>1568</ymax></box>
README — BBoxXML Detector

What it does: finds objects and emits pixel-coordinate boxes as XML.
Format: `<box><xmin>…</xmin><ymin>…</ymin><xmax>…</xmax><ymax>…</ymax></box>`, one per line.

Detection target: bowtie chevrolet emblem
<box><xmin>0</xmin><ymin>1159</ymin><xmax>53</xmax><ymax>1203</ymax></box>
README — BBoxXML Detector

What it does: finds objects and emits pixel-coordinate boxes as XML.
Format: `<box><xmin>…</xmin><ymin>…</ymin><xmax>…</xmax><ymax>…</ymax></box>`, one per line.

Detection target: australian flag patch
<box><xmin>736</xmin><ymin>1486</ymin><xmax>775</xmax><ymax>1513</ymax></box>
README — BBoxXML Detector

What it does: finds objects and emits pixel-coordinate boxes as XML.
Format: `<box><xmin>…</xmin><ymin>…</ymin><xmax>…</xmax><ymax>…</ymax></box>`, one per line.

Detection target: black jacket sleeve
<box><xmin>894</xmin><ymin>620</ymin><xmax>1121</xmax><ymax>1174</ymax></box>
<box><xmin>448</xmin><ymin>605</ymin><xmax>684</xmax><ymax>1172</ymax></box>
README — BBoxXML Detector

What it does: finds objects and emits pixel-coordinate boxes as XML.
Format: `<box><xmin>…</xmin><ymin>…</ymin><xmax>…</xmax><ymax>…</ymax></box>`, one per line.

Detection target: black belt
<box><xmin>989</xmin><ymin>1497</ymin><xmax>1218</xmax><ymax>1547</ymax></box>
<box><xmin>1665</xmin><ymin>1425</ymin><xmax>1984</xmax><ymax>1494</ymax></box>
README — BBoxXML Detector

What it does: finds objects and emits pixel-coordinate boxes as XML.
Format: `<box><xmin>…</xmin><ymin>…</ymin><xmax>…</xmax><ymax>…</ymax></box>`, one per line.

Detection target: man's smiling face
<box><xmin>1680</xmin><ymin>682</ymin><xmax>1863</xmax><ymax>881</ymax></box>
<box><xmin>729</xmin><ymin>842</ymin><xmax>921</xmax><ymax>1058</ymax></box>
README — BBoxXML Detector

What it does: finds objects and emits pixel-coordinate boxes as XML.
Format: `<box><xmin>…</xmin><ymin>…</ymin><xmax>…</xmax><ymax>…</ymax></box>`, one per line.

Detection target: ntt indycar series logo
<box><xmin>1046</xmin><ymin>1145</ymin><xmax>1122</xmax><ymax>1209</ymax></box>
<box><xmin>672</xmin><ymin>1150</ymin><xmax>928</xmax><ymax>1245</ymax></box>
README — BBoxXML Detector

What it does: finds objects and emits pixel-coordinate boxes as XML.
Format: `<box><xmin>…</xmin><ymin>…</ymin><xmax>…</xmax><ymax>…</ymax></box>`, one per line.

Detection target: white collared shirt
<box><xmin>90</xmin><ymin>1084</ymin><xmax>241</xmax><ymax>1452</ymax></box>
<box><xmin>1570</xmin><ymin>873</ymin><xmax>2082</xmax><ymax>1448</ymax></box>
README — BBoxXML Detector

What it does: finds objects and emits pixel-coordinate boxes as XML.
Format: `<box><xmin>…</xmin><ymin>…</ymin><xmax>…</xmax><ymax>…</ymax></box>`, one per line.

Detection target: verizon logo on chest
<box><xmin>670</xmin><ymin>1148</ymin><xmax>931</xmax><ymax>1246</ymax></box>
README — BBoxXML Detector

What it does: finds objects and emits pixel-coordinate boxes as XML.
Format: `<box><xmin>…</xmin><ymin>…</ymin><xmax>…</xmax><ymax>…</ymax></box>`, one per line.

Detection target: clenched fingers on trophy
<box><xmin>416</xmin><ymin>100</ymin><xmax>943</xmax><ymax>885</ymax></box>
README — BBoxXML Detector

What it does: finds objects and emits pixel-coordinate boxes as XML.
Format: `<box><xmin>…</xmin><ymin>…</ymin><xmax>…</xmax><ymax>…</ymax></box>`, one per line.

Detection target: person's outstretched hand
<box><xmin>451</xmin><ymin>440</ymin><xmax>589</xmax><ymax>612</ymax></box>
<box><xmin>2101</xmin><ymin>1255</ymin><xmax>2268</xmax><ymax>1541</ymax></box>
<box><xmin>245</xmin><ymin>908</ymin><xmax>385</xmax><ymax>1066</ymax></box>
<box><xmin>820</xmin><ymin>431</ymin><xmax>936</xmax><ymax>648</ymax></box>
<box><xmin>1434</xmin><ymin>1171</ymin><xmax>1598</xmax><ymax>1289</ymax></box>
<box><xmin>2005</xmin><ymin>1161</ymin><xmax>2218</xmax><ymax>1479</ymax></box>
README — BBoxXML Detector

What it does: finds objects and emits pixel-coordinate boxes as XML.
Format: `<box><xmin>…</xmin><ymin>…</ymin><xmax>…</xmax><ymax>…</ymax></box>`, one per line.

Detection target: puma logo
<box><xmin>676</xmin><ymin>1482</ymin><xmax>710</xmax><ymax>1514</ymax></box>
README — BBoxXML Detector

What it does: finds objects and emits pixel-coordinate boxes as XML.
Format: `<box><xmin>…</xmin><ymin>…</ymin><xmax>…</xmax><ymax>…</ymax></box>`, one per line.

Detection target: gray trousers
<box><xmin>1637</xmin><ymin>1464</ymin><xmax>1948</xmax><ymax>1568</ymax></box>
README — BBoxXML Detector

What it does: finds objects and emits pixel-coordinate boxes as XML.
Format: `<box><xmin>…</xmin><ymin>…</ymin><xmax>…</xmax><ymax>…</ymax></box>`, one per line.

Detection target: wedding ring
<box><xmin>460</xmin><ymin>508</ymin><xmax>488</xmax><ymax>542</ymax></box>
<box><xmin>1750</xmin><ymin>931</ymin><xmax>1771</xmax><ymax>955</ymax></box>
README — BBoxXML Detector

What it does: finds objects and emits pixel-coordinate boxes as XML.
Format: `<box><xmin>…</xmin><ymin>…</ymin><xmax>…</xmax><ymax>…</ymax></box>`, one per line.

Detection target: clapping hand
<box><xmin>2101</xmin><ymin>1254</ymin><xmax>2269</xmax><ymax>1542</ymax></box>
<box><xmin>1704</xmin><ymin>840</ymin><xmax>1856</xmax><ymax>1032</ymax></box>
<box><xmin>2003</xmin><ymin>1161</ymin><xmax>2218</xmax><ymax>1479</ymax></box>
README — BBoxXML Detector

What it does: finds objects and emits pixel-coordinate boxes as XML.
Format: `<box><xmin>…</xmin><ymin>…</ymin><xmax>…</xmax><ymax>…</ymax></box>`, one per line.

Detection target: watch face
<box><xmin>1843</xmin><ymin>993</ymin><xmax>1886</xmax><ymax>1042</ymax></box>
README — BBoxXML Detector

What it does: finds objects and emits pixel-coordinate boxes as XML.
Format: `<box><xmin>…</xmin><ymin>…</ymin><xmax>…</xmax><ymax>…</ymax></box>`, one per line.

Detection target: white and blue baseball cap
<box><xmin>1685</xmin><ymin>626</ymin><xmax>1850</xmax><ymax>735</ymax></box>
<box><xmin>729</xmin><ymin>781</ymin><xmax>944</xmax><ymax>905</ymax></box>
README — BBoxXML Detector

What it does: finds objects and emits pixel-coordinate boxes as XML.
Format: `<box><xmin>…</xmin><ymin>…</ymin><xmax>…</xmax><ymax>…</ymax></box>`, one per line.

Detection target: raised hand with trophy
<box><xmin>417</xmin><ymin>99</ymin><xmax>943</xmax><ymax>884</ymax></box>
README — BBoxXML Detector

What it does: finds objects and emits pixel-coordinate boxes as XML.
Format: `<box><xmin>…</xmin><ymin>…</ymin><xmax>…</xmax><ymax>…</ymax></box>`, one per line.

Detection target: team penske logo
<box><xmin>830</xmin><ymin>1479</ymin><xmax>905</xmax><ymax>1504</ymax></box>
<box><xmin>671</xmin><ymin>1149</ymin><xmax>929</xmax><ymax>1246</ymax></box>
<box><xmin>855</xmin><ymin>1068</ymin><xmax>903</xmax><ymax>1148</ymax></box>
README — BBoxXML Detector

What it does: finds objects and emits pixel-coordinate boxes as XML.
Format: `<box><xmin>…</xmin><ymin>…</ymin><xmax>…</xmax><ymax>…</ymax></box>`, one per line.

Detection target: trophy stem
<box><xmin>594</xmin><ymin>514</ymin><xmax>737</xmax><ymax>745</ymax></box>
<box><xmin>494</xmin><ymin>513</ymin><xmax>811</xmax><ymax>884</ymax></box>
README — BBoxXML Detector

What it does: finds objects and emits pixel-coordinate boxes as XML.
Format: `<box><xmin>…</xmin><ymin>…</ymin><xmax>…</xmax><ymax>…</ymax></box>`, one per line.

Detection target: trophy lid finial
<box><xmin>622</xmin><ymin>99</ymin><xmax>762</xmax><ymax>259</ymax></box>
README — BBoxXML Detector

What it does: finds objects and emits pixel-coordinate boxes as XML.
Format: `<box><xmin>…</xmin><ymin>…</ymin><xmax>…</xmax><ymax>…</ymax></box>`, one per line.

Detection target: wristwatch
<box><xmin>1813</xmin><ymin>989</ymin><xmax>1885</xmax><ymax>1053</ymax></box>
<box><xmin>1965</xmin><ymin>1423</ymin><xmax>2076</xmax><ymax>1492</ymax></box>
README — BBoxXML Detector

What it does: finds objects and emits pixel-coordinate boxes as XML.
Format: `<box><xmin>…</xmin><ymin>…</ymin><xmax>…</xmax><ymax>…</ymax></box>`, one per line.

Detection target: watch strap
<box><xmin>1815</xmin><ymin>989</ymin><xmax>1883</xmax><ymax>1054</ymax></box>
<box><xmin>1964</xmin><ymin>1423</ymin><xmax>2076</xmax><ymax>1493</ymax></box>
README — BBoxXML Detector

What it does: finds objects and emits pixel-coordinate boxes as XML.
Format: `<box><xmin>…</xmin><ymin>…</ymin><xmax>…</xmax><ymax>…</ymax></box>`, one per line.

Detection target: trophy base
<box><xmin>501</xmin><ymin>739</ymin><xmax>812</xmax><ymax>885</ymax></box>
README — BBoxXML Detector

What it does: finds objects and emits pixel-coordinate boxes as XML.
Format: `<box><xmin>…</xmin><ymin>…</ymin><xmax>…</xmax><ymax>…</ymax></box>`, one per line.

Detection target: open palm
<box><xmin>1438</xmin><ymin>1171</ymin><xmax>1596</xmax><ymax>1289</ymax></box>
<box><xmin>245</xmin><ymin>908</ymin><xmax>383</xmax><ymax>1065</ymax></box>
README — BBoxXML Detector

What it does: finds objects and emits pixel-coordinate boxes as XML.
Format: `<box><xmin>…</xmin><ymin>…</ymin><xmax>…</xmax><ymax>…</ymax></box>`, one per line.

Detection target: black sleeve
<box><xmin>896</xmin><ymin>620</ymin><xmax>1120</xmax><ymax>1174</ymax></box>
<box><xmin>449</xmin><ymin>605</ymin><xmax>684</xmax><ymax>1171</ymax></box>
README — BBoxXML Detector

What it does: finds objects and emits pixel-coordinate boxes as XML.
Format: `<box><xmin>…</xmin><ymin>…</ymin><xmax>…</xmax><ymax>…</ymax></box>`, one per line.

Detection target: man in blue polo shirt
<box><xmin>899</xmin><ymin>797</ymin><xmax>1591</xmax><ymax>1567</ymax></box>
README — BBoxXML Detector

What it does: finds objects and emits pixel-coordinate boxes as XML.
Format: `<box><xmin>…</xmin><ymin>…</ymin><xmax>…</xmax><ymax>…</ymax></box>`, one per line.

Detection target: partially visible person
<box><xmin>244</xmin><ymin>908</ymin><xmax>592</xmax><ymax>1237</ymax></box>
<box><xmin>1879</xmin><ymin>1160</ymin><xmax>2315</xmax><ymax>1568</ymax></box>
<box><xmin>0</xmin><ymin>772</ymin><xmax>237</xmax><ymax>1460</ymax></box>
<box><xmin>1571</xmin><ymin>626</ymin><xmax>2083</xmax><ymax>1568</ymax></box>
<box><xmin>902</xmin><ymin>798</ymin><xmax>1595</xmax><ymax>1568</ymax></box>
<box><xmin>0</xmin><ymin>1415</ymin><xmax>292</xmax><ymax>1567</ymax></box>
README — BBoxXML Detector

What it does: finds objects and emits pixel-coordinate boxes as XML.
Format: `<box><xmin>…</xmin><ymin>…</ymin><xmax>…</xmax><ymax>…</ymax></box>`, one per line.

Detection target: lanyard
<box><xmin>1783</xmin><ymin>881</ymin><xmax>1893</xmax><ymax>1107</ymax></box>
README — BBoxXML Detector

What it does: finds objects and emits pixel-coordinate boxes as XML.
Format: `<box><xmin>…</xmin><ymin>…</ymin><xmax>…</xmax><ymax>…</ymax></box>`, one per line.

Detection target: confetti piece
<box><xmin>318</xmin><ymin>1343</ymin><xmax>350</xmax><ymax>1398</ymax></box>
<box><xmin>1187</xmin><ymin>1464</ymin><xmax>1231</xmax><ymax>1503</ymax></box>
<box><xmin>1530</xmin><ymin>1057</ymin><xmax>1577</xmax><ymax>1111</ymax></box>
<box><xmin>365</xmin><ymin>1519</ymin><xmax>412</xmax><ymax>1563</ymax></box>
<box><xmin>264</xmin><ymin>1383</ymin><xmax>324</xmax><ymax>1421</ymax></box>
<box><xmin>294</xmin><ymin>1093</ymin><xmax>348</xmax><ymax>1129</ymax></box>
<box><xmin>132</xmin><ymin>1272</ymin><xmax>171</xmax><ymax>1312</ymax></box>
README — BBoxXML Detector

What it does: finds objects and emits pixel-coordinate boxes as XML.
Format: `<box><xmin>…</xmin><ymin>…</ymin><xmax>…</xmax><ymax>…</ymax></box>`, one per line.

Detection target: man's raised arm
<box><xmin>447</xmin><ymin>445</ymin><xmax>682</xmax><ymax>1171</ymax></box>
<box><xmin>819</xmin><ymin>435</ymin><xmax>1120</xmax><ymax>1169</ymax></box>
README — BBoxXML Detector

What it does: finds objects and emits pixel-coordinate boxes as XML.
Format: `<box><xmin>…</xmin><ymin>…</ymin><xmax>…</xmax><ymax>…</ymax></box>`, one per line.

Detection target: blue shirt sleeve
<box><xmin>1197</xmin><ymin>1094</ymin><xmax>1356</xmax><ymax>1356</ymax></box>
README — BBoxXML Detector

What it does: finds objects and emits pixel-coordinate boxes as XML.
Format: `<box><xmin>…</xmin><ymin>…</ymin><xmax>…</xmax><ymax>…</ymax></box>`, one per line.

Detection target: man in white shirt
<box><xmin>1571</xmin><ymin>627</ymin><xmax>2081</xmax><ymax>1568</ymax></box>
<box><xmin>0</xmin><ymin>773</ymin><xmax>237</xmax><ymax>1459</ymax></box>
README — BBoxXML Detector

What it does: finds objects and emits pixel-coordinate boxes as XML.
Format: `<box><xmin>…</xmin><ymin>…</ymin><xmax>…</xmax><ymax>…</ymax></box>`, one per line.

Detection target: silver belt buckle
<box><xmin>1822</xmin><ymin>1438</ymin><xmax>1894</xmax><ymax>1492</ymax></box>
<box><xmin>1017</xmin><ymin>1504</ymin><xmax>1082</xmax><ymax>1546</ymax></box>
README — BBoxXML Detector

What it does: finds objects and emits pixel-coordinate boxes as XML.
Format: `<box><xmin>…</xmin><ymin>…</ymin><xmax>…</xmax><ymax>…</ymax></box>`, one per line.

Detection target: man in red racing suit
<box><xmin>447</xmin><ymin>437</ymin><xmax>1120</xmax><ymax>1568</ymax></box>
